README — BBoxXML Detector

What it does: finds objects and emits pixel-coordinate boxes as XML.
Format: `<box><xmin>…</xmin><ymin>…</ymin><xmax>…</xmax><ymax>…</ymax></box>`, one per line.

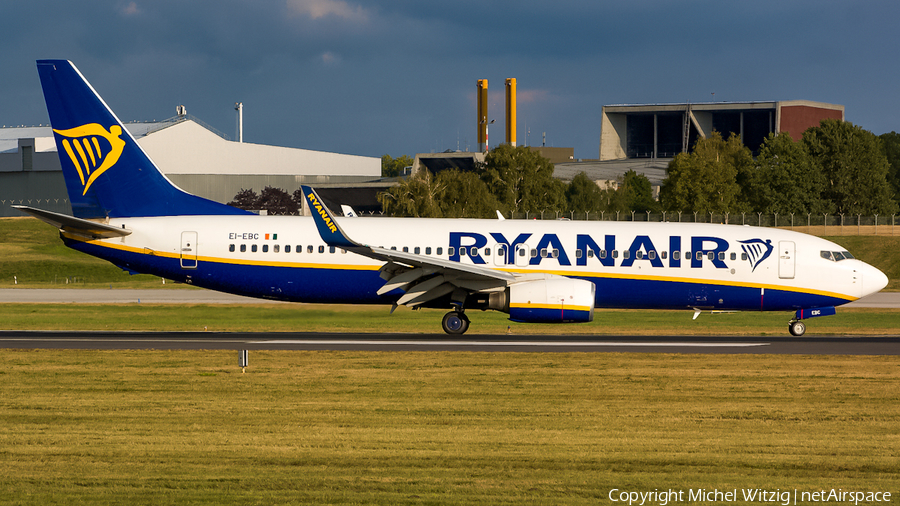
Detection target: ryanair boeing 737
<box><xmin>16</xmin><ymin>60</ymin><xmax>889</xmax><ymax>336</ymax></box>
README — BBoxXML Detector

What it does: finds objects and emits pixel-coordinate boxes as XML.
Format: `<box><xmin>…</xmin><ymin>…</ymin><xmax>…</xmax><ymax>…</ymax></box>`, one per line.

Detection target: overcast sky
<box><xmin>2</xmin><ymin>0</ymin><xmax>899</xmax><ymax>160</ymax></box>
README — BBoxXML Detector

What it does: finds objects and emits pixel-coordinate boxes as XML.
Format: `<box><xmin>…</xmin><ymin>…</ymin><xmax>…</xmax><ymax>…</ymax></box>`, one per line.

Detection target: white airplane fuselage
<box><xmin>65</xmin><ymin>214</ymin><xmax>881</xmax><ymax>312</ymax></box>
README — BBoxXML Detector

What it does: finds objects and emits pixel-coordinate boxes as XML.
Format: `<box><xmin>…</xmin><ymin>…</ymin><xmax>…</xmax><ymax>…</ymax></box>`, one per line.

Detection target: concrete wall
<box><xmin>599</xmin><ymin>107</ymin><xmax>627</xmax><ymax>160</ymax></box>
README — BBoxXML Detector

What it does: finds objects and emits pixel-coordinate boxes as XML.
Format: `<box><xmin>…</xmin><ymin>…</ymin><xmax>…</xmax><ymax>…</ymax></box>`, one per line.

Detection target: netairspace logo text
<box><xmin>608</xmin><ymin>488</ymin><xmax>893</xmax><ymax>506</ymax></box>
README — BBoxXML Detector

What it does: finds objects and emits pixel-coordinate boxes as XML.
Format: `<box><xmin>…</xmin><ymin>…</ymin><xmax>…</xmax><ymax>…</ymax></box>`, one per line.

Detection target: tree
<box><xmin>565</xmin><ymin>172</ymin><xmax>605</xmax><ymax>215</ymax></box>
<box><xmin>435</xmin><ymin>169</ymin><xmax>500</xmax><ymax>218</ymax></box>
<box><xmin>378</xmin><ymin>169</ymin><xmax>444</xmax><ymax>217</ymax></box>
<box><xmin>879</xmin><ymin>131</ymin><xmax>900</xmax><ymax>208</ymax></box>
<box><xmin>257</xmin><ymin>186</ymin><xmax>297</xmax><ymax>215</ymax></box>
<box><xmin>659</xmin><ymin>131</ymin><xmax>752</xmax><ymax>214</ymax></box>
<box><xmin>479</xmin><ymin>144</ymin><xmax>565</xmax><ymax>214</ymax></box>
<box><xmin>746</xmin><ymin>132</ymin><xmax>832</xmax><ymax>215</ymax></box>
<box><xmin>618</xmin><ymin>169</ymin><xmax>659</xmax><ymax>213</ymax></box>
<box><xmin>381</xmin><ymin>154</ymin><xmax>414</xmax><ymax>178</ymax></box>
<box><xmin>802</xmin><ymin>120</ymin><xmax>897</xmax><ymax>215</ymax></box>
<box><xmin>227</xmin><ymin>188</ymin><xmax>259</xmax><ymax>210</ymax></box>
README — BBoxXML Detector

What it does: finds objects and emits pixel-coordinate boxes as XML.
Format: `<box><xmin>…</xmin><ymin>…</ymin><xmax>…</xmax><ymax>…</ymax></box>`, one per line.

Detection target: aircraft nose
<box><xmin>862</xmin><ymin>262</ymin><xmax>889</xmax><ymax>296</ymax></box>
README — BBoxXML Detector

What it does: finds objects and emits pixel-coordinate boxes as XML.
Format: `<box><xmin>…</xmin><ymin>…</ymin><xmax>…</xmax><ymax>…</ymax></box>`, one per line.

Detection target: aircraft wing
<box><xmin>300</xmin><ymin>186</ymin><xmax>515</xmax><ymax>307</ymax></box>
<box><xmin>13</xmin><ymin>206</ymin><xmax>132</xmax><ymax>239</ymax></box>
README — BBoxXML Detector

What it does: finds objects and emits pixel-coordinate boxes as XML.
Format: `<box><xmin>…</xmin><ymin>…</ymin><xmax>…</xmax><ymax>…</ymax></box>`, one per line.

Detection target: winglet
<box><xmin>301</xmin><ymin>185</ymin><xmax>357</xmax><ymax>249</ymax></box>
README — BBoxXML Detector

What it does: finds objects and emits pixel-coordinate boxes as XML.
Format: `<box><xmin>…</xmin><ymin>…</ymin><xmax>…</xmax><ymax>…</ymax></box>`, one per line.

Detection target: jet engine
<box><xmin>504</xmin><ymin>277</ymin><xmax>596</xmax><ymax>323</ymax></box>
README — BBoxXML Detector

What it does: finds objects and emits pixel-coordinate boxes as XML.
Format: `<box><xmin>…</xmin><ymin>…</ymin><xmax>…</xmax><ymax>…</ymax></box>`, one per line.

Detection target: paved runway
<box><xmin>0</xmin><ymin>289</ymin><xmax>897</xmax><ymax>307</ymax></box>
<box><xmin>1</xmin><ymin>331</ymin><xmax>898</xmax><ymax>355</ymax></box>
<box><xmin>1</xmin><ymin>289</ymin><xmax>897</xmax><ymax>355</ymax></box>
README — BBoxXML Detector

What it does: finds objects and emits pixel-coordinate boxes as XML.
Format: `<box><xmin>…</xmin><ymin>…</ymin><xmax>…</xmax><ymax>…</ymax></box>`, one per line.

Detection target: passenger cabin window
<box><xmin>285</xmin><ymin>245</ymin><xmax>291</xmax><ymax>253</ymax></box>
<box><xmin>414</xmin><ymin>247</ymin><xmax>420</xmax><ymax>254</ymax></box>
<box><xmin>425</xmin><ymin>247</ymin><xmax>432</xmax><ymax>255</ymax></box>
<box><xmin>229</xmin><ymin>244</ymin><xmax>235</xmax><ymax>252</ymax></box>
<box><xmin>251</xmin><ymin>245</ymin><xmax>258</xmax><ymax>253</ymax></box>
<box><xmin>262</xmin><ymin>245</ymin><xmax>268</xmax><ymax>253</ymax></box>
<box><xmin>240</xmin><ymin>244</ymin><xmax>246</xmax><ymax>253</ymax></box>
<box><xmin>318</xmin><ymin>245</ymin><xmax>325</xmax><ymax>254</ymax></box>
<box><xmin>437</xmin><ymin>247</ymin><xmax>443</xmax><ymax>256</ymax></box>
<box><xmin>307</xmin><ymin>245</ymin><xmax>313</xmax><ymax>253</ymax></box>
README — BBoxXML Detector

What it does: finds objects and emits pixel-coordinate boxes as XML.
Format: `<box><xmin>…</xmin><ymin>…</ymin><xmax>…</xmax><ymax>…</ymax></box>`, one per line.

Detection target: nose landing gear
<box><xmin>788</xmin><ymin>320</ymin><xmax>806</xmax><ymax>337</ymax></box>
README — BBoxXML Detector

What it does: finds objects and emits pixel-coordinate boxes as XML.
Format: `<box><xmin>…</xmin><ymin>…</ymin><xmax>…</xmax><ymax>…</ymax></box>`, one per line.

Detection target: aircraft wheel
<box><xmin>442</xmin><ymin>311</ymin><xmax>470</xmax><ymax>335</ymax></box>
<box><xmin>788</xmin><ymin>320</ymin><xmax>806</xmax><ymax>337</ymax></box>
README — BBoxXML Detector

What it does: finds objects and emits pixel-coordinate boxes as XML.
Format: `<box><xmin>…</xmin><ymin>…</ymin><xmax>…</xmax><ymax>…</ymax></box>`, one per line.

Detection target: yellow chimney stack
<box><xmin>505</xmin><ymin>78</ymin><xmax>517</xmax><ymax>147</ymax></box>
<box><xmin>477</xmin><ymin>79</ymin><xmax>488</xmax><ymax>151</ymax></box>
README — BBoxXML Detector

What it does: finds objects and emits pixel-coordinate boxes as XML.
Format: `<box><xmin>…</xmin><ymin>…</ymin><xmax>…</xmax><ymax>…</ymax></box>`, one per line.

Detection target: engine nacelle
<box><xmin>507</xmin><ymin>277</ymin><xmax>595</xmax><ymax>323</ymax></box>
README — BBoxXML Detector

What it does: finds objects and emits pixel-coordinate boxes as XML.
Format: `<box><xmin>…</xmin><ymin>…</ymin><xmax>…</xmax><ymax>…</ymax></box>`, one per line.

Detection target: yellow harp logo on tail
<box><xmin>53</xmin><ymin>124</ymin><xmax>126</xmax><ymax>195</ymax></box>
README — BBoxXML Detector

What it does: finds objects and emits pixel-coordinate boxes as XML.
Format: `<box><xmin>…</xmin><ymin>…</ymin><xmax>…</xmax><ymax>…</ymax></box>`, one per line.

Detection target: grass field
<box><xmin>2</xmin><ymin>219</ymin><xmax>899</xmax><ymax>504</ymax></box>
<box><xmin>0</xmin><ymin>217</ymin><xmax>188</xmax><ymax>289</ymax></box>
<box><xmin>1</xmin><ymin>303</ymin><xmax>899</xmax><ymax>335</ymax></box>
<box><xmin>0</xmin><ymin>350</ymin><xmax>898</xmax><ymax>505</ymax></box>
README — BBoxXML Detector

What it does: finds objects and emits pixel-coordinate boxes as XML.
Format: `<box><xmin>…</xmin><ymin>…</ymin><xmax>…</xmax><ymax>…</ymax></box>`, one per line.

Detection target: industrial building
<box><xmin>599</xmin><ymin>100</ymin><xmax>844</xmax><ymax>160</ymax></box>
<box><xmin>0</xmin><ymin>114</ymin><xmax>384</xmax><ymax>217</ymax></box>
<box><xmin>549</xmin><ymin>100</ymin><xmax>846</xmax><ymax>196</ymax></box>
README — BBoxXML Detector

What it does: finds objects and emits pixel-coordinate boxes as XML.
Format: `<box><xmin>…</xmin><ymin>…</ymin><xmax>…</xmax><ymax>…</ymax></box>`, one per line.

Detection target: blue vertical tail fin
<box><xmin>36</xmin><ymin>59</ymin><xmax>250</xmax><ymax>218</ymax></box>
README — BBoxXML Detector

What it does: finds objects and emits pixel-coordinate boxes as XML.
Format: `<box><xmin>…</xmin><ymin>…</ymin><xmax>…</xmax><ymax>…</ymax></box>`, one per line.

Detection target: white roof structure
<box><xmin>1</xmin><ymin>117</ymin><xmax>379</xmax><ymax>177</ymax></box>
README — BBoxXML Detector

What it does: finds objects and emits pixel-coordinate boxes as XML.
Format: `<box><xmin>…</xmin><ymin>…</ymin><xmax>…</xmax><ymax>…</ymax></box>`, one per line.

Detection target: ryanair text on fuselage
<box><xmin>448</xmin><ymin>231</ymin><xmax>774</xmax><ymax>270</ymax></box>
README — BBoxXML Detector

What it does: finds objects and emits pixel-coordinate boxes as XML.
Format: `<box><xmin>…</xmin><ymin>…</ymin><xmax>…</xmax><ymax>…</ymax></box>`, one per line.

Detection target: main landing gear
<box><xmin>788</xmin><ymin>320</ymin><xmax>806</xmax><ymax>337</ymax></box>
<box><xmin>442</xmin><ymin>311</ymin><xmax>470</xmax><ymax>335</ymax></box>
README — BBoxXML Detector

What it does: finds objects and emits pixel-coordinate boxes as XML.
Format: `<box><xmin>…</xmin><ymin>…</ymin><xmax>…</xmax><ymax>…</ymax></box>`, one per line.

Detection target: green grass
<box><xmin>0</xmin><ymin>350</ymin><xmax>897</xmax><ymax>504</ymax></box>
<box><xmin>0</xmin><ymin>217</ymin><xmax>188</xmax><ymax>288</ymax></box>
<box><xmin>1</xmin><ymin>303</ymin><xmax>898</xmax><ymax>335</ymax></box>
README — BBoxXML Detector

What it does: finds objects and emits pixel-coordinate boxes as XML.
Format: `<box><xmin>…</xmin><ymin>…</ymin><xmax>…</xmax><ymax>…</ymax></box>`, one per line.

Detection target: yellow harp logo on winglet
<box><xmin>53</xmin><ymin>124</ymin><xmax>126</xmax><ymax>195</ymax></box>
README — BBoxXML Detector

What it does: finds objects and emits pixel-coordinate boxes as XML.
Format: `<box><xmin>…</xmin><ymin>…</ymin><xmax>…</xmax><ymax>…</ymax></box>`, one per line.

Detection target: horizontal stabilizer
<box><xmin>13</xmin><ymin>206</ymin><xmax>131</xmax><ymax>239</ymax></box>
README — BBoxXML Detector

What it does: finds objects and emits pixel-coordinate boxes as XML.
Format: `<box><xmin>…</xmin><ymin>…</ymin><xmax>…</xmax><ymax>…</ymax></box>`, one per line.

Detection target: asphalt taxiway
<box><xmin>1</xmin><ymin>331</ymin><xmax>898</xmax><ymax>355</ymax></box>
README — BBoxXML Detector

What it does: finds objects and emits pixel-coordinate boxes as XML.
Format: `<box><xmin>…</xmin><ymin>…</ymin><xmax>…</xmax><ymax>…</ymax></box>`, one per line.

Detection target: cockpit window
<box><xmin>821</xmin><ymin>250</ymin><xmax>854</xmax><ymax>262</ymax></box>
